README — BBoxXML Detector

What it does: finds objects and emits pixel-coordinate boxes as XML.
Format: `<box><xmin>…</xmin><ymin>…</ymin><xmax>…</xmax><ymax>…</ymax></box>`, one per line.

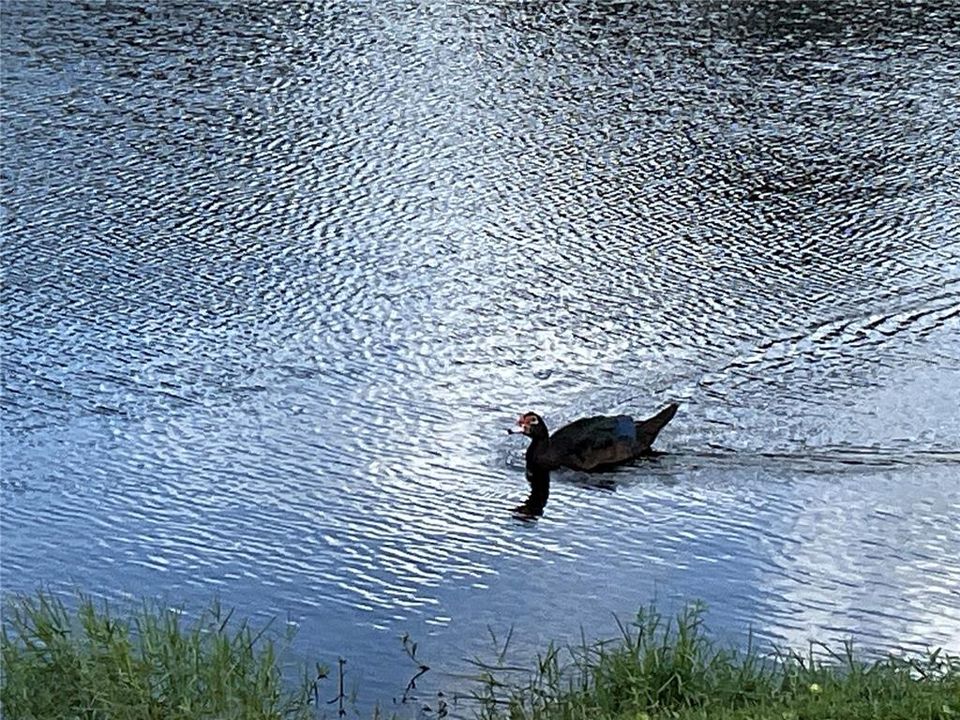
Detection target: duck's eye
<box><xmin>527</xmin><ymin>416</ymin><xmax>539</xmax><ymax>425</ymax></box>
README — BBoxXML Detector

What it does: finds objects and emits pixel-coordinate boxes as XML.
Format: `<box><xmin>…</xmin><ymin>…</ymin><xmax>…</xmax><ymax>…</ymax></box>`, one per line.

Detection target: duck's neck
<box><xmin>525</xmin><ymin>432</ymin><xmax>552</xmax><ymax>472</ymax></box>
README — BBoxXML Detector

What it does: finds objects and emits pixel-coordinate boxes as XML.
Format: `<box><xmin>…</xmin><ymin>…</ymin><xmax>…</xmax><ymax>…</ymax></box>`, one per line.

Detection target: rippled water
<box><xmin>3</xmin><ymin>0</ymin><xmax>960</xmax><ymax>705</ymax></box>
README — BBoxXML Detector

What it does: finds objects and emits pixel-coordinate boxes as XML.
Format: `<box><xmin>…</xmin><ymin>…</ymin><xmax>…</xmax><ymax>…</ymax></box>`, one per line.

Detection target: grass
<box><xmin>466</xmin><ymin>603</ymin><xmax>960</xmax><ymax>720</ymax></box>
<box><xmin>1</xmin><ymin>592</ymin><xmax>322</xmax><ymax>719</ymax></box>
<box><xmin>2</xmin><ymin>594</ymin><xmax>958</xmax><ymax>720</ymax></box>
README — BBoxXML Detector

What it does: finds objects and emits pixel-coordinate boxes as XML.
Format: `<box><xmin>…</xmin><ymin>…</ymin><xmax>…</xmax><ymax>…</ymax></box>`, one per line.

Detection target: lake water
<box><xmin>3</xmin><ymin>0</ymin><xmax>960</xmax><ymax>709</ymax></box>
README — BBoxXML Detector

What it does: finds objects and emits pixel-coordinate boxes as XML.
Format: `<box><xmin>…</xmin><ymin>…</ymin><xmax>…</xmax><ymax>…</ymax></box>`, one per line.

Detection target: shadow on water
<box><xmin>512</xmin><ymin>471</ymin><xmax>631</xmax><ymax>519</ymax></box>
<box><xmin>510</xmin><ymin>443</ymin><xmax>960</xmax><ymax>519</ymax></box>
<box><xmin>511</xmin><ymin>454</ymin><xmax>667</xmax><ymax>520</ymax></box>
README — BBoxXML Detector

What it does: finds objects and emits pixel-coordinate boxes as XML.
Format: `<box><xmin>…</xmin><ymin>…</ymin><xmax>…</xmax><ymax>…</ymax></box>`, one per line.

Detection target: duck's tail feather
<box><xmin>634</xmin><ymin>403</ymin><xmax>679</xmax><ymax>451</ymax></box>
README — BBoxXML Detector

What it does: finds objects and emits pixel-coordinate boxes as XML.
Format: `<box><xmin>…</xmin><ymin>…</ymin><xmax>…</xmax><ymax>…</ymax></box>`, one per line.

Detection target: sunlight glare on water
<box><xmin>2</xmin><ymin>0</ymin><xmax>960</xmax><ymax>703</ymax></box>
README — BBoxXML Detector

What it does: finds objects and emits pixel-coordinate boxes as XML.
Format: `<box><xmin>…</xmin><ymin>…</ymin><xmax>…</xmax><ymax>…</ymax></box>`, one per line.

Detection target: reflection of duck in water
<box><xmin>513</xmin><ymin>469</ymin><xmax>551</xmax><ymax>517</ymax></box>
<box><xmin>509</xmin><ymin>403</ymin><xmax>679</xmax><ymax>517</ymax></box>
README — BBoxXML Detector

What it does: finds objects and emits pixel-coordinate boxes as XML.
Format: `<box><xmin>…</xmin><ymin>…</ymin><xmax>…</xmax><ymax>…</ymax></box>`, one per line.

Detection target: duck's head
<box><xmin>509</xmin><ymin>412</ymin><xmax>549</xmax><ymax>440</ymax></box>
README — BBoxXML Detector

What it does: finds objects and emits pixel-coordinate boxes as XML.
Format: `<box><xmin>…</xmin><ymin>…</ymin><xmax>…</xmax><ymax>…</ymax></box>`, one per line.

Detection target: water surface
<box><xmin>3</xmin><ymin>0</ymin><xmax>960</xmax><ymax>705</ymax></box>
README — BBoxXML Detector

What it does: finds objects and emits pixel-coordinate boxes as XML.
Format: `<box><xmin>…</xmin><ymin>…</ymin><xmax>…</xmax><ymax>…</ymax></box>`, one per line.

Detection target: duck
<box><xmin>509</xmin><ymin>403</ymin><xmax>679</xmax><ymax>476</ymax></box>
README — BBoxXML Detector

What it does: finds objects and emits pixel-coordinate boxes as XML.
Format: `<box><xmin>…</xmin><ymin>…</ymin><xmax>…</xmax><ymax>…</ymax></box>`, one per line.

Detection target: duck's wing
<box><xmin>549</xmin><ymin>415</ymin><xmax>637</xmax><ymax>471</ymax></box>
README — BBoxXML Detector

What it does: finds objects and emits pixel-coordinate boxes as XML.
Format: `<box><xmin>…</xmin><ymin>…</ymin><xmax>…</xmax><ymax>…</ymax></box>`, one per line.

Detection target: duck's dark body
<box><xmin>523</xmin><ymin>403</ymin><xmax>678</xmax><ymax>474</ymax></box>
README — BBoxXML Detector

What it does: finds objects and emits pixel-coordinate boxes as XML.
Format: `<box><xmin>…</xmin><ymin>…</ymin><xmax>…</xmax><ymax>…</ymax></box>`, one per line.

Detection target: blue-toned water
<box><xmin>3</xmin><ymin>0</ymin><xmax>960</xmax><ymax>707</ymax></box>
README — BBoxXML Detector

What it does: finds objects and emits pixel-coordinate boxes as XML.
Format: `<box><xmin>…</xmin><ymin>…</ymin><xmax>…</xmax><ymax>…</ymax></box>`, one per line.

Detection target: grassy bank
<box><xmin>467</xmin><ymin>604</ymin><xmax>960</xmax><ymax>720</ymax></box>
<box><xmin>2</xmin><ymin>594</ymin><xmax>958</xmax><ymax>720</ymax></box>
<box><xmin>1</xmin><ymin>593</ymin><xmax>321</xmax><ymax>719</ymax></box>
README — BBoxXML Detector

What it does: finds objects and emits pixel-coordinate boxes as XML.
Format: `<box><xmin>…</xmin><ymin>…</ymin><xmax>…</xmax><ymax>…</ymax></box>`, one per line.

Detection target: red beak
<box><xmin>508</xmin><ymin>417</ymin><xmax>527</xmax><ymax>435</ymax></box>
